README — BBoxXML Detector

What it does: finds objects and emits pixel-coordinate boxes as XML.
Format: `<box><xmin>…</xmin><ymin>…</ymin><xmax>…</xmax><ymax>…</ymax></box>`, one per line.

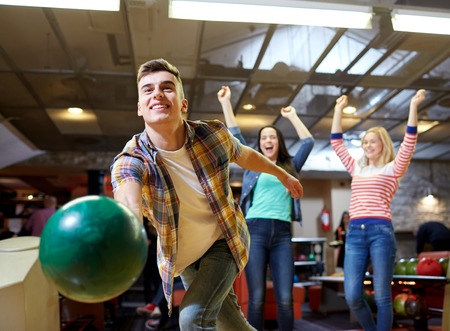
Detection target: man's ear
<box><xmin>181</xmin><ymin>99</ymin><xmax>188</xmax><ymax>113</ymax></box>
<box><xmin>137</xmin><ymin>101</ymin><xmax>143</xmax><ymax>117</ymax></box>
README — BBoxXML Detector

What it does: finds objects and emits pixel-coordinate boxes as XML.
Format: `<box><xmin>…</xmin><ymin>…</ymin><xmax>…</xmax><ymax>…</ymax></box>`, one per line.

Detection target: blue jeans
<box><xmin>245</xmin><ymin>218</ymin><xmax>294</xmax><ymax>331</ymax></box>
<box><xmin>179</xmin><ymin>239</ymin><xmax>256</xmax><ymax>331</ymax></box>
<box><xmin>344</xmin><ymin>220</ymin><xmax>396</xmax><ymax>331</ymax></box>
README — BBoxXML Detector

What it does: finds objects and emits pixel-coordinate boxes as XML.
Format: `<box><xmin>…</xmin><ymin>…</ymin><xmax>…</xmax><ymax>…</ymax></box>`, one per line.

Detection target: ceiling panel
<box><xmin>96</xmin><ymin>109</ymin><xmax>143</xmax><ymax>137</ymax></box>
<box><xmin>414</xmin><ymin>142</ymin><xmax>450</xmax><ymax>160</ymax></box>
<box><xmin>0</xmin><ymin>73</ymin><xmax>39</xmax><ymax>107</ymax></box>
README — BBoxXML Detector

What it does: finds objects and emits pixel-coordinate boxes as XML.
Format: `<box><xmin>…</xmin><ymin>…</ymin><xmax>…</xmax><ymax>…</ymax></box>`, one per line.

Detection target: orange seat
<box><xmin>265</xmin><ymin>281</ymin><xmax>305</xmax><ymax>320</ymax></box>
<box><xmin>173</xmin><ymin>288</ymin><xmax>186</xmax><ymax>307</ymax></box>
<box><xmin>233</xmin><ymin>273</ymin><xmax>249</xmax><ymax>316</ymax></box>
<box><xmin>233</xmin><ymin>272</ymin><xmax>305</xmax><ymax>320</ymax></box>
<box><xmin>308</xmin><ymin>285</ymin><xmax>322</xmax><ymax>312</ymax></box>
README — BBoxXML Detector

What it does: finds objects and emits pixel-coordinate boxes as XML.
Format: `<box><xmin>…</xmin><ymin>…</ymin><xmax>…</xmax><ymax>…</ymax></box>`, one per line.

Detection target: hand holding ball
<box><xmin>39</xmin><ymin>196</ymin><xmax>148</xmax><ymax>303</ymax></box>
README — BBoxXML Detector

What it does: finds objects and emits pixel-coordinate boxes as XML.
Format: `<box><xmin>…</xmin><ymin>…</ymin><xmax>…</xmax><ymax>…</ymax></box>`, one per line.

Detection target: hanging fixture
<box><xmin>424</xmin><ymin>161</ymin><xmax>437</xmax><ymax>199</ymax></box>
<box><xmin>425</xmin><ymin>187</ymin><xmax>434</xmax><ymax>200</ymax></box>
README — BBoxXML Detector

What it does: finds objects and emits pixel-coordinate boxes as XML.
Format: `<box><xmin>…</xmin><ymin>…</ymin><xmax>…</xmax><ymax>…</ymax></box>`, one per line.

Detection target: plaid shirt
<box><xmin>110</xmin><ymin>119</ymin><xmax>250</xmax><ymax>311</ymax></box>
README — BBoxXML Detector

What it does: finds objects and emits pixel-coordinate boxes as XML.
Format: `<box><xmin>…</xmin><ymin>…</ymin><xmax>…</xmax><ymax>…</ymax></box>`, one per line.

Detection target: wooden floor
<box><xmin>101</xmin><ymin>270</ymin><xmax>445</xmax><ymax>330</ymax></box>
<box><xmin>103</xmin><ymin>303</ymin><xmax>443</xmax><ymax>331</ymax></box>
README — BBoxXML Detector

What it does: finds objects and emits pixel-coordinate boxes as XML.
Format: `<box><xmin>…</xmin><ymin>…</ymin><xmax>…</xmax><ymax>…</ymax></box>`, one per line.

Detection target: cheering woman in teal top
<box><xmin>218</xmin><ymin>86</ymin><xmax>314</xmax><ymax>331</ymax></box>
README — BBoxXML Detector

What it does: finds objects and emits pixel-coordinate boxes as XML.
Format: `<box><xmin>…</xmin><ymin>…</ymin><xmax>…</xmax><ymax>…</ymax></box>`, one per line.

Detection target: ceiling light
<box><xmin>68</xmin><ymin>107</ymin><xmax>84</xmax><ymax>114</ymax></box>
<box><xmin>350</xmin><ymin>139</ymin><xmax>361</xmax><ymax>147</ymax></box>
<box><xmin>169</xmin><ymin>0</ymin><xmax>373</xmax><ymax>29</ymax></box>
<box><xmin>423</xmin><ymin>187</ymin><xmax>438</xmax><ymax>204</ymax></box>
<box><xmin>417</xmin><ymin>120</ymin><xmax>439</xmax><ymax>134</ymax></box>
<box><xmin>343</xmin><ymin>106</ymin><xmax>356</xmax><ymax>114</ymax></box>
<box><xmin>0</xmin><ymin>0</ymin><xmax>120</xmax><ymax>11</ymax></box>
<box><xmin>46</xmin><ymin>108</ymin><xmax>102</xmax><ymax>135</ymax></box>
<box><xmin>391</xmin><ymin>9</ymin><xmax>450</xmax><ymax>35</ymax></box>
<box><xmin>242</xmin><ymin>104</ymin><xmax>256</xmax><ymax>111</ymax></box>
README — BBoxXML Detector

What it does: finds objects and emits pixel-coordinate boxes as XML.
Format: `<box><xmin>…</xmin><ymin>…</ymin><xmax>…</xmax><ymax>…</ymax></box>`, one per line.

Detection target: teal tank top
<box><xmin>245</xmin><ymin>173</ymin><xmax>291</xmax><ymax>222</ymax></box>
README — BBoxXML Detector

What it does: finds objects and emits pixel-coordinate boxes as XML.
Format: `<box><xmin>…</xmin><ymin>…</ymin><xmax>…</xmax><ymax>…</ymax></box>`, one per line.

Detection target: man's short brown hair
<box><xmin>137</xmin><ymin>58</ymin><xmax>184</xmax><ymax>98</ymax></box>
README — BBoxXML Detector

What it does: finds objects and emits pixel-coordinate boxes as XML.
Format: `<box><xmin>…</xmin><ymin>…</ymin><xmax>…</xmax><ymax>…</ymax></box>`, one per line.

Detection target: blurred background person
<box><xmin>334</xmin><ymin>211</ymin><xmax>350</xmax><ymax>271</ymax></box>
<box><xmin>415</xmin><ymin>221</ymin><xmax>450</xmax><ymax>254</ymax></box>
<box><xmin>0</xmin><ymin>211</ymin><xmax>17</xmax><ymax>240</ymax></box>
<box><xmin>25</xmin><ymin>195</ymin><xmax>57</xmax><ymax>237</ymax></box>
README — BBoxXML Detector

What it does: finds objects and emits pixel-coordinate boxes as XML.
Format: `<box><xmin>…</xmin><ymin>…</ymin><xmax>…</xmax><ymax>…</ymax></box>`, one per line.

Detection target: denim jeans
<box><xmin>179</xmin><ymin>239</ymin><xmax>256</xmax><ymax>331</ymax></box>
<box><xmin>344</xmin><ymin>220</ymin><xmax>396</xmax><ymax>331</ymax></box>
<box><xmin>245</xmin><ymin>218</ymin><xmax>294</xmax><ymax>331</ymax></box>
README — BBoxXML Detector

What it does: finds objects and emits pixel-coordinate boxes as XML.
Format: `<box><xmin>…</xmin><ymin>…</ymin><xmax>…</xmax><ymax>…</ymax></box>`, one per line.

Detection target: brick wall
<box><xmin>393</xmin><ymin>160</ymin><xmax>450</xmax><ymax>258</ymax></box>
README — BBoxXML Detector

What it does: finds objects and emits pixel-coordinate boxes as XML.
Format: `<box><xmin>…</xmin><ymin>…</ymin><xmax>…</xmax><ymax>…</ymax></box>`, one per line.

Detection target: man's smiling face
<box><xmin>137</xmin><ymin>70</ymin><xmax>187</xmax><ymax>125</ymax></box>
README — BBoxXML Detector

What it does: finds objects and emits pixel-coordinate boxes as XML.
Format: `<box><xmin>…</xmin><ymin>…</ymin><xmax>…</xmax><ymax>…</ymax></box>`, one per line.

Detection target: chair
<box><xmin>233</xmin><ymin>272</ymin><xmax>305</xmax><ymax>320</ymax></box>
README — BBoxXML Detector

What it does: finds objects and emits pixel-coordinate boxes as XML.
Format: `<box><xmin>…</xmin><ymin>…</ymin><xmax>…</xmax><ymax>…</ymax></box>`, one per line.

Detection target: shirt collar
<box><xmin>140</xmin><ymin>120</ymin><xmax>192</xmax><ymax>152</ymax></box>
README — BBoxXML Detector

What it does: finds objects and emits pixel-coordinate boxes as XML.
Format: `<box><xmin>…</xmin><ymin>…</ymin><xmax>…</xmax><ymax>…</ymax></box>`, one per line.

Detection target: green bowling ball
<box><xmin>406</xmin><ymin>258</ymin><xmax>419</xmax><ymax>275</ymax></box>
<box><xmin>395</xmin><ymin>258</ymin><xmax>408</xmax><ymax>275</ymax></box>
<box><xmin>393</xmin><ymin>293</ymin><xmax>409</xmax><ymax>316</ymax></box>
<box><xmin>39</xmin><ymin>195</ymin><xmax>148</xmax><ymax>303</ymax></box>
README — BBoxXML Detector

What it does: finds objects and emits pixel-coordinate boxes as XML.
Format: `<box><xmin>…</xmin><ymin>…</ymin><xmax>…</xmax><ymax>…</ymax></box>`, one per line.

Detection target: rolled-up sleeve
<box><xmin>110</xmin><ymin>154</ymin><xmax>146</xmax><ymax>192</ymax></box>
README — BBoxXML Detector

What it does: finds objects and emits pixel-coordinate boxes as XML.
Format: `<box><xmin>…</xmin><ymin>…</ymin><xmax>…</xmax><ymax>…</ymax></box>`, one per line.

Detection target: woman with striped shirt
<box><xmin>330</xmin><ymin>89</ymin><xmax>426</xmax><ymax>331</ymax></box>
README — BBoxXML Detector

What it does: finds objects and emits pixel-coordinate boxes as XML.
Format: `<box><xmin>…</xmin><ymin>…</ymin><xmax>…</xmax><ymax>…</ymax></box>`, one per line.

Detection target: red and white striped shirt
<box><xmin>331</xmin><ymin>128</ymin><xmax>417</xmax><ymax>221</ymax></box>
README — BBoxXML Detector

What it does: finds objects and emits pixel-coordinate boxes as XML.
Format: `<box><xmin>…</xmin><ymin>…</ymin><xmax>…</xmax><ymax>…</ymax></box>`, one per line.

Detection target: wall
<box><xmin>393</xmin><ymin>161</ymin><xmax>450</xmax><ymax>259</ymax></box>
<box><xmin>292</xmin><ymin>178</ymin><xmax>337</xmax><ymax>274</ymax></box>
<box><xmin>292</xmin><ymin>179</ymin><xmax>330</xmax><ymax>238</ymax></box>
<box><xmin>392</xmin><ymin>161</ymin><xmax>450</xmax><ymax>230</ymax></box>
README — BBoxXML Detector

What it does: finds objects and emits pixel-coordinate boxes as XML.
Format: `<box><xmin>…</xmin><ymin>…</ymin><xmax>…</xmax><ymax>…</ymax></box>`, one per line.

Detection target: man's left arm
<box><xmin>235</xmin><ymin>145</ymin><xmax>303</xmax><ymax>199</ymax></box>
<box><xmin>114</xmin><ymin>181</ymin><xmax>144</xmax><ymax>223</ymax></box>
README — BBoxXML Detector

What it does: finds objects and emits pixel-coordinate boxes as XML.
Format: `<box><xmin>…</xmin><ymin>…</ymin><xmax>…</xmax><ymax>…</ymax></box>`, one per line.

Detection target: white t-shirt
<box><xmin>157</xmin><ymin>145</ymin><xmax>223</xmax><ymax>275</ymax></box>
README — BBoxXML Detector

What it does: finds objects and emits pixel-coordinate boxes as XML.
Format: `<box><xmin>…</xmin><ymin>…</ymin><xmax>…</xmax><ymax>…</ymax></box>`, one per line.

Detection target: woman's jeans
<box><xmin>344</xmin><ymin>221</ymin><xmax>396</xmax><ymax>331</ymax></box>
<box><xmin>179</xmin><ymin>239</ymin><xmax>256</xmax><ymax>331</ymax></box>
<box><xmin>245</xmin><ymin>218</ymin><xmax>294</xmax><ymax>331</ymax></box>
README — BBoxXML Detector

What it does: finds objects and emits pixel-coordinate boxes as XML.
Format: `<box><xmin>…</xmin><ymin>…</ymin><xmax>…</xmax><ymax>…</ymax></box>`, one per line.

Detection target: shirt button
<box><xmin>361</xmin><ymin>224</ymin><xmax>365</xmax><ymax>229</ymax></box>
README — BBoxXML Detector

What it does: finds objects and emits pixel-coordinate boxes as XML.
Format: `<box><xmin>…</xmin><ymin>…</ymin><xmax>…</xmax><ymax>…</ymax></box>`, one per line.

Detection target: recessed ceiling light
<box><xmin>68</xmin><ymin>107</ymin><xmax>83</xmax><ymax>114</ymax></box>
<box><xmin>242</xmin><ymin>104</ymin><xmax>256</xmax><ymax>111</ymax></box>
<box><xmin>343</xmin><ymin>106</ymin><xmax>357</xmax><ymax>114</ymax></box>
<box><xmin>418</xmin><ymin>120</ymin><xmax>439</xmax><ymax>134</ymax></box>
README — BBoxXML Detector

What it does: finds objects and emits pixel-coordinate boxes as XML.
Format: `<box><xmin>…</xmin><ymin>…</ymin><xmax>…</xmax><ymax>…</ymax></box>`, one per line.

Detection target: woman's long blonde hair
<box><xmin>358</xmin><ymin>127</ymin><xmax>395</xmax><ymax>167</ymax></box>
